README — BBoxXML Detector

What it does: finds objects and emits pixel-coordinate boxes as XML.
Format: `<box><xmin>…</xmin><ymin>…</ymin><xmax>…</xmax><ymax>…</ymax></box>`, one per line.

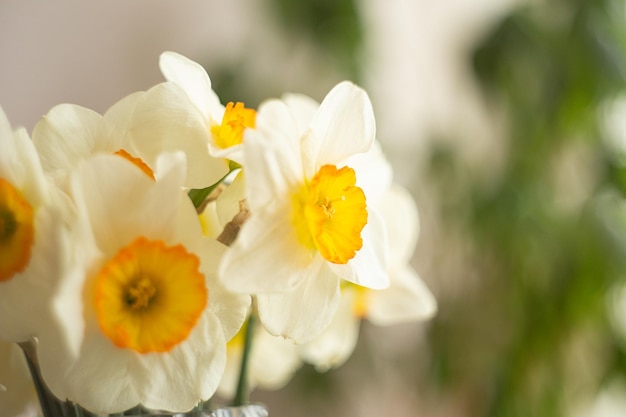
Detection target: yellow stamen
<box><xmin>0</xmin><ymin>179</ymin><xmax>34</xmax><ymax>282</ymax></box>
<box><xmin>292</xmin><ymin>165</ymin><xmax>367</xmax><ymax>264</ymax></box>
<box><xmin>211</xmin><ymin>102</ymin><xmax>256</xmax><ymax>149</ymax></box>
<box><xmin>94</xmin><ymin>237</ymin><xmax>207</xmax><ymax>353</ymax></box>
<box><xmin>114</xmin><ymin>149</ymin><xmax>155</xmax><ymax>180</ymax></box>
<box><xmin>125</xmin><ymin>276</ymin><xmax>156</xmax><ymax>310</ymax></box>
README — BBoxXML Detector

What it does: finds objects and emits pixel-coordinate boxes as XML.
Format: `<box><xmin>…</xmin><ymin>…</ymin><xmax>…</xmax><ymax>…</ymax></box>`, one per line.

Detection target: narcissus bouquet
<box><xmin>0</xmin><ymin>51</ymin><xmax>436</xmax><ymax>417</ymax></box>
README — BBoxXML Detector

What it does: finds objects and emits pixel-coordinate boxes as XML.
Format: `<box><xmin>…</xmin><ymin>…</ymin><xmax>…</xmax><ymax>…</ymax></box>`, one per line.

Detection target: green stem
<box><xmin>188</xmin><ymin>164</ymin><xmax>240</xmax><ymax>210</ymax></box>
<box><xmin>19</xmin><ymin>340</ymin><xmax>66</xmax><ymax>417</ymax></box>
<box><xmin>232</xmin><ymin>312</ymin><xmax>256</xmax><ymax>406</ymax></box>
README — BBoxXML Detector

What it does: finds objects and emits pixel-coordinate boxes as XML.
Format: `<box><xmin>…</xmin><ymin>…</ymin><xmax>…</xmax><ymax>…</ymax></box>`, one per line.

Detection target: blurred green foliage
<box><xmin>427</xmin><ymin>0</ymin><xmax>626</xmax><ymax>416</ymax></box>
<box><xmin>213</xmin><ymin>0</ymin><xmax>626</xmax><ymax>415</ymax></box>
<box><xmin>207</xmin><ymin>0</ymin><xmax>363</xmax><ymax>107</ymax></box>
<box><xmin>270</xmin><ymin>0</ymin><xmax>364</xmax><ymax>79</ymax></box>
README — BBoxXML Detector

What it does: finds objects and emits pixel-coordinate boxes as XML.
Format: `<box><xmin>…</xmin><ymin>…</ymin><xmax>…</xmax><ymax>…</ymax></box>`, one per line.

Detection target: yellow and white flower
<box><xmin>39</xmin><ymin>153</ymin><xmax>249</xmax><ymax>413</ymax></box>
<box><xmin>140</xmin><ymin>51</ymin><xmax>257</xmax><ymax>166</ymax></box>
<box><xmin>0</xmin><ymin>107</ymin><xmax>84</xmax><ymax>353</ymax></box>
<box><xmin>218</xmin><ymin>81</ymin><xmax>389</xmax><ymax>343</ymax></box>
<box><xmin>301</xmin><ymin>182</ymin><xmax>437</xmax><ymax>371</ymax></box>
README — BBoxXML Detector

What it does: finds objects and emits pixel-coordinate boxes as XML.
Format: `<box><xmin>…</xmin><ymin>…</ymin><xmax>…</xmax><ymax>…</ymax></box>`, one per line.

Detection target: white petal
<box><xmin>0</xmin><ymin>110</ymin><xmax>50</xmax><ymax>206</ymax></box>
<box><xmin>330</xmin><ymin>208</ymin><xmax>389</xmax><ymax>289</ymax></box>
<box><xmin>305</xmin><ymin>81</ymin><xmax>375</xmax><ymax>171</ymax></box>
<box><xmin>130</xmin><ymin>82</ymin><xmax>229</xmax><ymax>188</ymax></box>
<box><xmin>159</xmin><ymin>51</ymin><xmax>222</xmax><ymax>118</ymax></box>
<box><xmin>21</xmin><ymin>201</ymin><xmax>95</xmax><ymax>403</ymax></box>
<box><xmin>62</xmin><ymin>326</ymin><xmax>138</xmax><ymax>413</ymax></box>
<box><xmin>282</xmin><ymin>92</ymin><xmax>319</xmax><ymax>135</ymax></box>
<box><xmin>250</xmin><ymin>327</ymin><xmax>301</xmax><ymax>390</ymax></box>
<box><xmin>70</xmin><ymin>154</ymin><xmax>182</xmax><ymax>255</ymax></box>
<box><xmin>345</xmin><ymin>140</ymin><xmax>394</xmax><ymax>205</ymax></box>
<box><xmin>256</xmin><ymin>260</ymin><xmax>341</xmax><ymax>343</ymax></box>
<box><xmin>0</xmin><ymin>204</ymin><xmax>83</xmax><ymax>345</ymax></box>
<box><xmin>96</xmin><ymin>91</ymin><xmax>144</xmax><ymax>153</ymax></box>
<box><xmin>133</xmin><ymin>312</ymin><xmax>227</xmax><ymax>411</ymax></box>
<box><xmin>219</xmin><ymin>321</ymin><xmax>301</xmax><ymax>398</ymax></box>
<box><xmin>207</xmin><ymin>142</ymin><xmax>246</xmax><ymax>166</ymax></box>
<box><xmin>31</xmin><ymin>104</ymin><xmax>101</xmax><ymax>176</ymax></box>
<box><xmin>378</xmin><ymin>184</ymin><xmax>420</xmax><ymax>265</ymax></box>
<box><xmin>0</xmin><ymin>108</ymin><xmax>23</xmax><ymax>188</ymax></box>
<box><xmin>299</xmin><ymin>290</ymin><xmax>360</xmax><ymax>371</ymax></box>
<box><xmin>368</xmin><ymin>268</ymin><xmax>437</xmax><ymax>325</ymax></box>
<box><xmin>219</xmin><ymin>206</ymin><xmax>313</xmax><ymax>293</ymax></box>
<box><xmin>195</xmin><ymin>239</ymin><xmax>251</xmax><ymax>342</ymax></box>
<box><xmin>154</xmin><ymin>150</ymin><xmax>188</xmax><ymax>189</ymax></box>
<box><xmin>11</xmin><ymin>127</ymin><xmax>50</xmax><ymax>207</ymax></box>
<box><xmin>0</xmin><ymin>106</ymin><xmax>13</xmax><ymax>144</ymax></box>
<box><xmin>244</xmin><ymin>99</ymin><xmax>303</xmax><ymax>210</ymax></box>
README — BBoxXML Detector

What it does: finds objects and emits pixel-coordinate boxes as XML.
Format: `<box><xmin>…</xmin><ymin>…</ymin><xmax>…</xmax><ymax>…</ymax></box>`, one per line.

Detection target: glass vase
<box><xmin>123</xmin><ymin>404</ymin><xmax>269</xmax><ymax>417</ymax></box>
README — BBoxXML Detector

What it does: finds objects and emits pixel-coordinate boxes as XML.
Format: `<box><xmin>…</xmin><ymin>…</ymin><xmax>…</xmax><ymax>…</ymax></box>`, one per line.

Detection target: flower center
<box><xmin>94</xmin><ymin>237</ymin><xmax>207</xmax><ymax>353</ymax></box>
<box><xmin>125</xmin><ymin>275</ymin><xmax>157</xmax><ymax>310</ymax></box>
<box><xmin>292</xmin><ymin>164</ymin><xmax>367</xmax><ymax>264</ymax></box>
<box><xmin>114</xmin><ymin>149</ymin><xmax>155</xmax><ymax>180</ymax></box>
<box><xmin>211</xmin><ymin>102</ymin><xmax>256</xmax><ymax>149</ymax></box>
<box><xmin>0</xmin><ymin>178</ymin><xmax>34</xmax><ymax>282</ymax></box>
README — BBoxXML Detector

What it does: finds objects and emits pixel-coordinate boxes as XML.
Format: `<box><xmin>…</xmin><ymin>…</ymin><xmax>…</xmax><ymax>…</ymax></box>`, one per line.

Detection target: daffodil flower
<box><xmin>218</xmin><ymin>81</ymin><xmax>389</xmax><ymax>343</ymax></box>
<box><xmin>143</xmin><ymin>51</ymin><xmax>257</xmax><ymax>165</ymax></box>
<box><xmin>39</xmin><ymin>153</ymin><xmax>250</xmax><ymax>413</ymax></box>
<box><xmin>0</xmin><ymin>107</ymin><xmax>85</xmax><ymax>354</ymax></box>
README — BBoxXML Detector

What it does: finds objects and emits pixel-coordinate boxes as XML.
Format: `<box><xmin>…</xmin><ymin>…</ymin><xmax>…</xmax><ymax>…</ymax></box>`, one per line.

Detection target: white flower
<box><xmin>218</xmin><ymin>81</ymin><xmax>388</xmax><ymax>343</ymax></box>
<box><xmin>300</xmin><ymin>152</ymin><xmax>436</xmax><ymax>371</ymax></box>
<box><xmin>145</xmin><ymin>51</ymin><xmax>257</xmax><ymax>165</ymax></box>
<box><xmin>0</xmin><ymin>107</ymin><xmax>84</xmax><ymax>354</ymax></box>
<box><xmin>40</xmin><ymin>153</ymin><xmax>249</xmax><ymax>413</ymax></box>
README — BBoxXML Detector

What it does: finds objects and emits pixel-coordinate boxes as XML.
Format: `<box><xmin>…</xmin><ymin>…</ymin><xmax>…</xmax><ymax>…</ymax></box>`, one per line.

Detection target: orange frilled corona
<box><xmin>211</xmin><ymin>102</ymin><xmax>256</xmax><ymax>149</ymax></box>
<box><xmin>291</xmin><ymin>165</ymin><xmax>367</xmax><ymax>264</ymax></box>
<box><xmin>0</xmin><ymin>178</ymin><xmax>35</xmax><ymax>282</ymax></box>
<box><xmin>94</xmin><ymin>237</ymin><xmax>207</xmax><ymax>353</ymax></box>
